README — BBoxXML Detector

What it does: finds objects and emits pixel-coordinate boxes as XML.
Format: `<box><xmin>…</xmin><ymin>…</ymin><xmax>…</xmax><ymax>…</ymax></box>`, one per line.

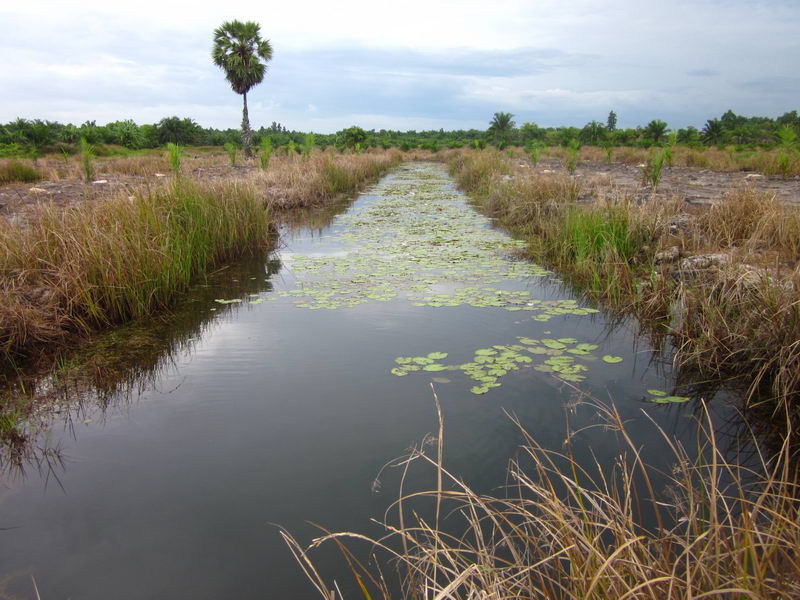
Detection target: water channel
<box><xmin>0</xmin><ymin>163</ymin><xmax>748</xmax><ymax>598</ymax></box>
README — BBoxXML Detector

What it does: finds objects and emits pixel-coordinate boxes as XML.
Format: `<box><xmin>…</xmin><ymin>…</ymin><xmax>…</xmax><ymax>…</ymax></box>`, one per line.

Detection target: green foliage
<box><xmin>80</xmin><ymin>137</ymin><xmax>94</xmax><ymax>182</ymax></box>
<box><xmin>259</xmin><ymin>137</ymin><xmax>272</xmax><ymax>170</ymax></box>
<box><xmin>777</xmin><ymin>152</ymin><xmax>792</xmax><ymax>176</ymax></box>
<box><xmin>167</xmin><ymin>143</ymin><xmax>182</xmax><ymax>174</ymax></box>
<box><xmin>603</xmin><ymin>142</ymin><xmax>613</xmax><ymax>163</ymax></box>
<box><xmin>336</xmin><ymin>126</ymin><xmax>367</xmax><ymax>150</ymax></box>
<box><xmin>529</xmin><ymin>144</ymin><xmax>541</xmax><ymax>166</ymax></box>
<box><xmin>224</xmin><ymin>142</ymin><xmax>237</xmax><ymax>166</ymax></box>
<box><xmin>471</xmin><ymin>139</ymin><xmax>486</xmax><ymax>151</ymax></box>
<box><xmin>580</xmin><ymin>120</ymin><xmax>607</xmax><ymax>145</ymax></box>
<box><xmin>487</xmin><ymin>112</ymin><xmax>515</xmax><ymax>147</ymax></box>
<box><xmin>606</xmin><ymin>110</ymin><xmax>617</xmax><ymax>131</ymax></box>
<box><xmin>565</xmin><ymin>140</ymin><xmax>580</xmax><ymax>174</ymax></box>
<box><xmin>556</xmin><ymin>205</ymin><xmax>646</xmax><ymax>265</ymax></box>
<box><xmin>644</xmin><ymin>119</ymin><xmax>669</xmax><ymax>143</ymax></box>
<box><xmin>156</xmin><ymin>116</ymin><xmax>203</xmax><ymax>145</ymax></box>
<box><xmin>212</xmin><ymin>20</ymin><xmax>273</xmax><ymax>156</ymax></box>
<box><xmin>0</xmin><ymin>160</ymin><xmax>41</xmax><ymax>184</ymax></box>
<box><xmin>777</xmin><ymin>126</ymin><xmax>798</xmax><ymax>149</ymax></box>
<box><xmin>642</xmin><ymin>149</ymin><xmax>667</xmax><ymax>188</ymax></box>
<box><xmin>302</xmin><ymin>133</ymin><xmax>316</xmax><ymax>158</ymax></box>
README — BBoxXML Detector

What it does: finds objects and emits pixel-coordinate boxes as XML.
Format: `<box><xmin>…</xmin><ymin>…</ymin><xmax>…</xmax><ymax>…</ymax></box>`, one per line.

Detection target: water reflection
<box><xmin>0</xmin><ymin>163</ymin><xmax>791</xmax><ymax>599</ymax></box>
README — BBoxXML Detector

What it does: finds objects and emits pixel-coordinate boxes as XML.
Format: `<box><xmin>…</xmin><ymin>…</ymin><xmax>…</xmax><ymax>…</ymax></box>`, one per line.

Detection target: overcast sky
<box><xmin>2</xmin><ymin>0</ymin><xmax>798</xmax><ymax>133</ymax></box>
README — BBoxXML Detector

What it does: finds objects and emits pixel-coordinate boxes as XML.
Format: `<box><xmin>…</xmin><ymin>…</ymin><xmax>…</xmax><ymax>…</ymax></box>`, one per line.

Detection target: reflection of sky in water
<box><xmin>0</xmin><ymin>163</ymin><xmax>747</xmax><ymax>600</ymax></box>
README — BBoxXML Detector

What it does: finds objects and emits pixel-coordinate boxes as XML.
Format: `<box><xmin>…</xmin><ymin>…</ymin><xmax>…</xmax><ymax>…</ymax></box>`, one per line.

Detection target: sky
<box><xmin>1</xmin><ymin>0</ymin><xmax>799</xmax><ymax>133</ymax></box>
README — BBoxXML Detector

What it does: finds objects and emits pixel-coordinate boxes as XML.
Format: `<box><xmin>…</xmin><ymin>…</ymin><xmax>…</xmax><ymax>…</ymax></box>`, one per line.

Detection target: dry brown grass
<box><xmin>285</xmin><ymin>398</ymin><xmax>800</xmax><ymax>599</ymax></box>
<box><xmin>252</xmin><ymin>150</ymin><xmax>402</xmax><ymax>209</ymax></box>
<box><xmin>0</xmin><ymin>150</ymin><xmax>405</xmax><ymax>368</ymax></box>
<box><xmin>0</xmin><ymin>178</ymin><xmax>271</xmax><ymax>364</ymax></box>
<box><xmin>448</xmin><ymin>149</ymin><xmax>800</xmax><ymax>407</ymax></box>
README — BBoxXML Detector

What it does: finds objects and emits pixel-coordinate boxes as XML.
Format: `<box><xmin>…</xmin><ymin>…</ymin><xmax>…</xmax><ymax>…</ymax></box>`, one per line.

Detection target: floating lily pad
<box><xmin>602</xmin><ymin>355</ymin><xmax>624</xmax><ymax>364</ymax></box>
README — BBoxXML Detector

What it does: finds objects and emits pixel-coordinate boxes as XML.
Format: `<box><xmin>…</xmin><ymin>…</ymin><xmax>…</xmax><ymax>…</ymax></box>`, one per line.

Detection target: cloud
<box><xmin>687</xmin><ymin>69</ymin><xmax>720</xmax><ymax>77</ymax></box>
<box><xmin>1</xmin><ymin>0</ymin><xmax>798</xmax><ymax>131</ymax></box>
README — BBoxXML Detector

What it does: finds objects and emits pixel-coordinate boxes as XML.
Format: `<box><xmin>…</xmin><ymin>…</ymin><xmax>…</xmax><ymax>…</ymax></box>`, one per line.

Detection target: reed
<box><xmin>284</xmin><ymin>399</ymin><xmax>800</xmax><ymax>599</ymax></box>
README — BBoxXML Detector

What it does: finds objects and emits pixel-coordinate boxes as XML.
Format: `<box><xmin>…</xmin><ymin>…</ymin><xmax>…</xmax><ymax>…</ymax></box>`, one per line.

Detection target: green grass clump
<box><xmin>0</xmin><ymin>160</ymin><xmax>41</xmax><ymax>184</ymax></box>
<box><xmin>0</xmin><ymin>178</ymin><xmax>270</xmax><ymax>363</ymax></box>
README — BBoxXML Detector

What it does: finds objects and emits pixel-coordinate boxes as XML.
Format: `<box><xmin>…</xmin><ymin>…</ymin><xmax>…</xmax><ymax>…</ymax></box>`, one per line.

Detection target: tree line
<box><xmin>1</xmin><ymin>108</ymin><xmax>798</xmax><ymax>158</ymax></box>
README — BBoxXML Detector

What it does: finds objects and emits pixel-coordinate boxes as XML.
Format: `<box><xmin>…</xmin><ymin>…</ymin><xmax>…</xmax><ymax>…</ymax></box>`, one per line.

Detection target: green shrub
<box><xmin>0</xmin><ymin>160</ymin><xmax>41</xmax><ymax>184</ymax></box>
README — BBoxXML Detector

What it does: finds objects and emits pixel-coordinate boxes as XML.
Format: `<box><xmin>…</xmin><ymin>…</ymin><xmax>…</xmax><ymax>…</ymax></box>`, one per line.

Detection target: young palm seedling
<box><xmin>565</xmin><ymin>140</ymin><xmax>580</xmax><ymax>174</ymax></box>
<box><xmin>80</xmin><ymin>137</ymin><xmax>94</xmax><ymax>182</ymax></box>
<box><xmin>224</xmin><ymin>142</ymin><xmax>237</xmax><ymax>167</ymax></box>
<box><xmin>302</xmin><ymin>133</ymin><xmax>315</xmax><ymax>159</ymax></box>
<box><xmin>167</xmin><ymin>143</ymin><xmax>182</xmax><ymax>175</ymax></box>
<box><xmin>259</xmin><ymin>137</ymin><xmax>272</xmax><ymax>170</ymax></box>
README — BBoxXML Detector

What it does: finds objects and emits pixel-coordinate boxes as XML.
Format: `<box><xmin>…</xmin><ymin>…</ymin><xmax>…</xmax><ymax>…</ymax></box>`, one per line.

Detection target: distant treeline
<box><xmin>1</xmin><ymin>109</ymin><xmax>799</xmax><ymax>156</ymax></box>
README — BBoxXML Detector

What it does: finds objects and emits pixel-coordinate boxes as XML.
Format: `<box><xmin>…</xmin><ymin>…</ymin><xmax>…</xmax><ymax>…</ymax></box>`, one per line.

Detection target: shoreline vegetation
<box><xmin>284</xmin><ymin>398</ymin><xmax>800</xmax><ymax>599</ymax></box>
<box><xmin>447</xmin><ymin>149</ymin><xmax>800</xmax><ymax>412</ymax></box>
<box><xmin>0</xmin><ymin>151</ymin><xmax>401</xmax><ymax>372</ymax></box>
<box><xmin>3</xmin><ymin>145</ymin><xmax>800</xmax><ymax>598</ymax></box>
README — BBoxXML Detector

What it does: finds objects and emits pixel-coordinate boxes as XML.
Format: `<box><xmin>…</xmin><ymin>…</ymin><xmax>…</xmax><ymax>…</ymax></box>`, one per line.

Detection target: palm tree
<box><xmin>212</xmin><ymin>20</ymin><xmax>273</xmax><ymax>158</ymax></box>
<box><xmin>643</xmin><ymin>119</ymin><xmax>669</xmax><ymax>143</ymax></box>
<box><xmin>488</xmin><ymin>112</ymin><xmax>515</xmax><ymax>147</ymax></box>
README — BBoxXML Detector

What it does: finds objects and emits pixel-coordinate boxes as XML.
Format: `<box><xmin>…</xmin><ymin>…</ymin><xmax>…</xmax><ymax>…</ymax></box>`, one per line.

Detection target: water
<box><xmin>0</xmin><ymin>163</ymin><xmax>746</xmax><ymax>599</ymax></box>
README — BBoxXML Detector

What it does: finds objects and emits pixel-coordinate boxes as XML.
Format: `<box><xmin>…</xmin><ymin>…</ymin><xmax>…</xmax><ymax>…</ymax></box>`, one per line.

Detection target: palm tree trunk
<box><xmin>241</xmin><ymin>92</ymin><xmax>253</xmax><ymax>158</ymax></box>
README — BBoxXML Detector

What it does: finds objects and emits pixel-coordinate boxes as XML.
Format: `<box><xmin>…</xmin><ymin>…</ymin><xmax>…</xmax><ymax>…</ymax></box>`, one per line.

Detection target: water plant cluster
<box><xmin>391</xmin><ymin>337</ymin><xmax>615</xmax><ymax>393</ymax></box>
<box><xmin>279</xmin><ymin>165</ymin><xmax>563</xmax><ymax>310</ymax></box>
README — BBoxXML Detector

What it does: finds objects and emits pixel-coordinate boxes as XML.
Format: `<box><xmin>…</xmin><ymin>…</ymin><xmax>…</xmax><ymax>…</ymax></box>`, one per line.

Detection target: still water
<box><xmin>0</xmin><ymin>164</ymin><xmax>742</xmax><ymax>598</ymax></box>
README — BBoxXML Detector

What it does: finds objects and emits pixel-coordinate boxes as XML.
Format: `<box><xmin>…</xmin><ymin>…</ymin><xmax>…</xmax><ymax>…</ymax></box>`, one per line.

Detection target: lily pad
<box><xmin>602</xmin><ymin>355</ymin><xmax>624</xmax><ymax>364</ymax></box>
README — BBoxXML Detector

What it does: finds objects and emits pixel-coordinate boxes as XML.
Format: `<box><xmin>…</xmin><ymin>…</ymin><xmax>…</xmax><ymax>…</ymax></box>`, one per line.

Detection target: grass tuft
<box><xmin>0</xmin><ymin>160</ymin><xmax>42</xmax><ymax>184</ymax></box>
<box><xmin>0</xmin><ymin>178</ymin><xmax>270</xmax><ymax>363</ymax></box>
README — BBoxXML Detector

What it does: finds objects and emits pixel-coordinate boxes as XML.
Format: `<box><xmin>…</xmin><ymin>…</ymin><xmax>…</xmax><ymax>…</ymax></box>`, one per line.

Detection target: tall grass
<box><xmin>0</xmin><ymin>179</ymin><xmax>270</xmax><ymax>363</ymax></box>
<box><xmin>0</xmin><ymin>160</ymin><xmax>41</xmax><ymax>184</ymax></box>
<box><xmin>448</xmin><ymin>150</ymin><xmax>800</xmax><ymax>404</ymax></box>
<box><xmin>285</xmin><ymin>399</ymin><xmax>800</xmax><ymax>599</ymax></box>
